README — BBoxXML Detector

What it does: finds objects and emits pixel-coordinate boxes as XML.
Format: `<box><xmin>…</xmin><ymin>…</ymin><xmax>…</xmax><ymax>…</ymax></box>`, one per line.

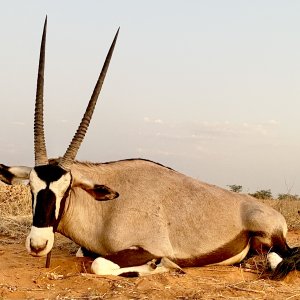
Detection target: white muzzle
<box><xmin>25</xmin><ymin>226</ymin><xmax>54</xmax><ymax>256</ymax></box>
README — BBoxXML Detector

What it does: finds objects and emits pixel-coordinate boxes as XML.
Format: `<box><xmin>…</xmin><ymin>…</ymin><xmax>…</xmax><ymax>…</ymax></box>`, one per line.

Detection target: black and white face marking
<box><xmin>25</xmin><ymin>164</ymin><xmax>72</xmax><ymax>256</ymax></box>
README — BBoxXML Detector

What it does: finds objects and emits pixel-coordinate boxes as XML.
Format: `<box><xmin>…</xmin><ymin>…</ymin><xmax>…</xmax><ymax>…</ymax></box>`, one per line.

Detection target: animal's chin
<box><xmin>28</xmin><ymin>248</ymin><xmax>51</xmax><ymax>257</ymax></box>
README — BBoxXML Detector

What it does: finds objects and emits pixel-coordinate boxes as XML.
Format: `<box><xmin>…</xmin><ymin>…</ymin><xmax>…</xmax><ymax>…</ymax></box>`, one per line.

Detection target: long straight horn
<box><xmin>34</xmin><ymin>16</ymin><xmax>48</xmax><ymax>166</ymax></box>
<box><xmin>58</xmin><ymin>28</ymin><xmax>120</xmax><ymax>171</ymax></box>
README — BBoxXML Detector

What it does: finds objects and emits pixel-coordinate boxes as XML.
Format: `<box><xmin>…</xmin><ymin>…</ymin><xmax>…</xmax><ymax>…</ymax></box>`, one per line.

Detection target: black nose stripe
<box><xmin>33</xmin><ymin>189</ymin><xmax>56</xmax><ymax>227</ymax></box>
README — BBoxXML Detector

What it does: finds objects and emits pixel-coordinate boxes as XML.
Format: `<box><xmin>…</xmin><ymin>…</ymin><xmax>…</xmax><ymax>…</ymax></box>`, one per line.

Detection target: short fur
<box><xmin>58</xmin><ymin>160</ymin><xmax>287</xmax><ymax>259</ymax></box>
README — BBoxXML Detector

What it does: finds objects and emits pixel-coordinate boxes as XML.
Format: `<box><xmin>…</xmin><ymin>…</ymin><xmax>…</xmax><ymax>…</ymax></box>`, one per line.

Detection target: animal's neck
<box><xmin>57</xmin><ymin>188</ymin><xmax>108</xmax><ymax>254</ymax></box>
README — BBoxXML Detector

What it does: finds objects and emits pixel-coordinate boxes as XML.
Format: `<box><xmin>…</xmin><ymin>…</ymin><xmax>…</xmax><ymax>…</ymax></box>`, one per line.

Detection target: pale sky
<box><xmin>1</xmin><ymin>1</ymin><xmax>300</xmax><ymax>196</ymax></box>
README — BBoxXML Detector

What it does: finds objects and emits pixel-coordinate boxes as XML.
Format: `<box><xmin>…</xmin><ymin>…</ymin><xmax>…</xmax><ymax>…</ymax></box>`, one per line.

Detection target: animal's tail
<box><xmin>271</xmin><ymin>247</ymin><xmax>300</xmax><ymax>280</ymax></box>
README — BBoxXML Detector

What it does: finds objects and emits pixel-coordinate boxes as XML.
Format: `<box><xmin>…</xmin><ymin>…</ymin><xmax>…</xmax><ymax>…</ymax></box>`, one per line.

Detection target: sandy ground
<box><xmin>0</xmin><ymin>231</ymin><xmax>299</xmax><ymax>300</ymax></box>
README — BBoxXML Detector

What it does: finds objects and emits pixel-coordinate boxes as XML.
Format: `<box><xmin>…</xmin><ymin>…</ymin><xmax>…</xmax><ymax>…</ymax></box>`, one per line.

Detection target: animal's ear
<box><xmin>72</xmin><ymin>176</ymin><xmax>119</xmax><ymax>201</ymax></box>
<box><xmin>85</xmin><ymin>184</ymin><xmax>119</xmax><ymax>201</ymax></box>
<box><xmin>0</xmin><ymin>164</ymin><xmax>32</xmax><ymax>185</ymax></box>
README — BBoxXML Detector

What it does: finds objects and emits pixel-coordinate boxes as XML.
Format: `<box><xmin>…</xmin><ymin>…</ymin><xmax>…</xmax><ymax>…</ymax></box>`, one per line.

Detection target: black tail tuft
<box><xmin>272</xmin><ymin>247</ymin><xmax>300</xmax><ymax>280</ymax></box>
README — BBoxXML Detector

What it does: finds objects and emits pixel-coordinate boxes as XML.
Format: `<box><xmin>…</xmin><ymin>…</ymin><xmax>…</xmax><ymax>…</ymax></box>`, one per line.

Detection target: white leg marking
<box><xmin>25</xmin><ymin>226</ymin><xmax>54</xmax><ymax>256</ymax></box>
<box><xmin>91</xmin><ymin>258</ymin><xmax>121</xmax><ymax>275</ymax></box>
<box><xmin>267</xmin><ymin>252</ymin><xmax>283</xmax><ymax>270</ymax></box>
<box><xmin>91</xmin><ymin>257</ymin><xmax>183</xmax><ymax>276</ymax></box>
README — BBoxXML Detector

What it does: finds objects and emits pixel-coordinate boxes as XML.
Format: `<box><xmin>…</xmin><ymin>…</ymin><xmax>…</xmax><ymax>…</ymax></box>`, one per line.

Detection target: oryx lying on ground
<box><xmin>0</xmin><ymin>18</ymin><xmax>299</xmax><ymax>279</ymax></box>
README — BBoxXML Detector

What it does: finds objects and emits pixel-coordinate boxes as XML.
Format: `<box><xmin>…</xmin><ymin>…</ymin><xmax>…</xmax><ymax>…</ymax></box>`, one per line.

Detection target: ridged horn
<box><xmin>34</xmin><ymin>16</ymin><xmax>48</xmax><ymax>166</ymax></box>
<box><xmin>58</xmin><ymin>28</ymin><xmax>120</xmax><ymax>171</ymax></box>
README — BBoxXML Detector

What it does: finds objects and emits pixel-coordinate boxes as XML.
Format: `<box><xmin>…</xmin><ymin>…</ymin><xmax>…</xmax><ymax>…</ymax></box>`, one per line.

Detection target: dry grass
<box><xmin>261</xmin><ymin>199</ymin><xmax>300</xmax><ymax>230</ymax></box>
<box><xmin>0</xmin><ymin>184</ymin><xmax>31</xmax><ymax>240</ymax></box>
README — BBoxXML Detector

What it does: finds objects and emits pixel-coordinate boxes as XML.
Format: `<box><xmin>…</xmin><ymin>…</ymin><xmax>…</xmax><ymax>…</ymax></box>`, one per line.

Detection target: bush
<box><xmin>227</xmin><ymin>185</ymin><xmax>243</xmax><ymax>193</ymax></box>
<box><xmin>278</xmin><ymin>193</ymin><xmax>300</xmax><ymax>201</ymax></box>
<box><xmin>249</xmin><ymin>189</ymin><xmax>272</xmax><ymax>199</ymax></box>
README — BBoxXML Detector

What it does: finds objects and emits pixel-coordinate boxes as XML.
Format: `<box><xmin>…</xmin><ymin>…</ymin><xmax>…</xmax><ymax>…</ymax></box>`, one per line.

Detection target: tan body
<box><xmin>58</xmin><ymin>159</ymin><xmax>288</xmax><ymax>268</ymax></box>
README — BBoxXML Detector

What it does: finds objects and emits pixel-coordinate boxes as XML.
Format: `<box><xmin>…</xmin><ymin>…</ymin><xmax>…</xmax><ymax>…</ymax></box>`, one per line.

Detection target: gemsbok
<box><xmin>0</xmin><ymin>18</ymin><xmax>299</xmax><ymax>279</ymax></box>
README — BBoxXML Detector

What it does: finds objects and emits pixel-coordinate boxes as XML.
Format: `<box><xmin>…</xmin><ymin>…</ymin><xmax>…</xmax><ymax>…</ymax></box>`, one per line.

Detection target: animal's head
<box><xmin>27</xmin><ymin>162</ymin><xmax>118</xmax><ymax>257</ymax></box>
<box><xmin>0</xmin><ymin>18</ymin><xmax>119</xmax><ymax>257</ymax></box>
